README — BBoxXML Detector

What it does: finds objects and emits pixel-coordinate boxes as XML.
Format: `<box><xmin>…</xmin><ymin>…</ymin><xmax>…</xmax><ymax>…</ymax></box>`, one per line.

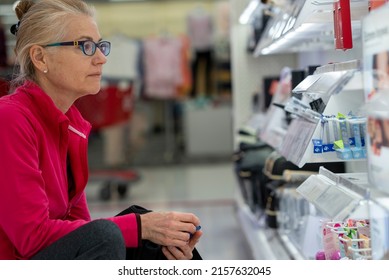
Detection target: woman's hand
<box><xmin>140</xmin><ymin>211</ymin><xmax>200</xmax><ymax>247</ymax></box>
<box><xmin>161</xmin><ymin>230</ymin><xmax>202</xmax><ymax>260</ymax></box>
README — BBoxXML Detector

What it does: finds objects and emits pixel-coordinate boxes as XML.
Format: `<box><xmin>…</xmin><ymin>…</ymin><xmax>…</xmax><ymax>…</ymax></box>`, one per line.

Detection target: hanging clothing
<box><xmin>102</xmin><ymin>34</ymin><xmax>143</xmax><ymax>99</ymax></box>
<box><xmin>177</xmin><ymin>35</ymin><xmax>192</xmax><ymax>97</ymax></box>
<box><xmin>103</xmin><ymin>34</ymin><xmax>141</xmax><ymax>81</ymax></box>
<box><xmin>143</xmin><ymin>36</ymin><xmax>183</xmax><ymax>99</ymax></box>
<box><xmin>186</xmin><ymin>8</ymin><xmax>214</xmax><ymax>52</ymax></box>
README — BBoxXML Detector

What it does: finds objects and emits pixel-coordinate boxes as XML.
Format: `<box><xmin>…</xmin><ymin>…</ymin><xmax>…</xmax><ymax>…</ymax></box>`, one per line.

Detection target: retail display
<box><xmin>235</xmin><ymin>0</ymin><xmax>389</xmax><ymax>260</ymax></box>
<box><xmin>362</xmin><ymin>5</ymin><xmax>389</xmax><ymax>195</ymax></box>
<box><xmin>254</xmin><ymin>0</ymin><xmax>368</xmax><ymax>55</ymax></box>
<box><xmin>333</xmin><ymin>0</ymin><xmax>353</xmax><ymax>50</ymax></box>
<box><xmin>233</xmin><ymin>139</ymin><xmax>274</xmax><ymax>214</ymax></box>
<box><xmin>279</xmin><ymin>61</ymin><xmax>365</xmax><ymax>167</ymax></box>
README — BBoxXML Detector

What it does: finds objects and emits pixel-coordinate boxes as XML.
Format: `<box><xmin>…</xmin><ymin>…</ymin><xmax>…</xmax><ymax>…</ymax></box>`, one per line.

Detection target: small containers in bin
<box><xmin>321</xmin><ymin>219</ymin><xmax>371</xmax><ymax>260</ymax></box>
<box><xmin>321</xmin><ymin>221</ymin><xmax>342</xmax><ymax>260</ymax></box>
<box><xmin>312</xmin><ymin>114</ymin><xmax>367</xmax><ymax>160</ymax></box>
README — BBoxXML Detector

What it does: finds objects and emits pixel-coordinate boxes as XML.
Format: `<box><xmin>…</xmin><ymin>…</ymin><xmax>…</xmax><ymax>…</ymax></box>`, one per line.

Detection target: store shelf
<box><xmin>360</xmin><ymin>4</ymin><xmax>389</xmax><ymax>259</ymax></box>
<box><xmin>368</xmin><ymin>192</ymin><xmax>389</xmax><ymax>260</ymax></box>
<box><xmin>296</xmin><ymin>167</ymin><xmax>369</xmax><ymax>220</ymax></box>
<box><xmin>237</xmin><ymin>205</ymin><xmax>297</xmax><ymax>260</ymax></box>
<box><xmin>253</xmin><ymin>0</ymin><xmax>369</xmax><ymax>55</ymax></box>
<box><xmin>279</xmin><ymin>61</ymin><xmax>366</xmax><ymax>167</ymax></box>
<box><xmin>295</xmin><ymin>166</ymin><xmax>389</xmax><ymax>259</ymax></box>
<box><xmin>278</xmin><ymin>233</ymin><xmax>306</xmax><ymax>260</ymax></box>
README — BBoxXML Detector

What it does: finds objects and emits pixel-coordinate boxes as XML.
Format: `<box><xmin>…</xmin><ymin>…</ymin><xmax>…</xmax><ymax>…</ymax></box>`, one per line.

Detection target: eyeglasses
<box><xmin>45</xmin><ymin>40</ymin><xmax>111</xmax><ymax>56</ymax></box>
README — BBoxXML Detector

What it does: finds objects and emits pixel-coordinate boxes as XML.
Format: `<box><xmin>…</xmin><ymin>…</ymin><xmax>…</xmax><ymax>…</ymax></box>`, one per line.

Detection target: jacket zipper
<box><xmin>64</xmin><ymin>125</ymin><xmax>87</xmax><ymax>219</ymax></box>
<box><xmin>68</xmin><ymin>125</ymin><xmax>87</xmax><ymax>139</ymax></box>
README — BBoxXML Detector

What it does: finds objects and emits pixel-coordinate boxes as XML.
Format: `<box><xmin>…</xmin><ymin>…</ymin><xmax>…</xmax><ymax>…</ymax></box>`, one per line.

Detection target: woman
<box><xmin>0</xmin><ymin>0</ymin><xmax>202</xmax><ymax>260</ymax></box>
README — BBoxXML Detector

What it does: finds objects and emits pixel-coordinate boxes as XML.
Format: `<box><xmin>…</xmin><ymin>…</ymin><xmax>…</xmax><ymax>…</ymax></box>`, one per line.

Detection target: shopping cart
<box><xmin>89</xmin><ymin>169</ymin><xmax>141</xmax><ymax>201</ymax></box>
<box><xmin>76</xmin><ymin>79</ymin><xmax>140</xmax><ymax>201</ymax></box>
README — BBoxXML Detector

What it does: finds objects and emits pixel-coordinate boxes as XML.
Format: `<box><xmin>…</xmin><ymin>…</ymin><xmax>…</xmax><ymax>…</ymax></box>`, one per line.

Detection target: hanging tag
<box><xmin>312</xmin><ymin>139</ymin><xmax>323</xmax><ymax>154</ymax></box>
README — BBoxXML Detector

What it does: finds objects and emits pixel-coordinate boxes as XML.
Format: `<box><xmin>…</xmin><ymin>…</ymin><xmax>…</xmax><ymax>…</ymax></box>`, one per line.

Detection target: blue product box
<box><xmin>335</xmin><ymin>148</ymin><xmax>353</xmax><ymax>160</ymax></box>
<box><xmin>351</xmin><ymin>147</ymin><xmax>366</xmax><ymax>159</ymax></box>
<box><xmin>362</xmin><ymin>148</ymin><xmax>367</xmax><ymax>158</ymax></box>
<box><xmin>312</xmin><ymin>139</ymin><xmax>323</xmax><ymax>154</ymax></box>
<box><xmin>323</xmin><ymin>143</ymin><xmax>335</xmax><ymax>153</ymax></box>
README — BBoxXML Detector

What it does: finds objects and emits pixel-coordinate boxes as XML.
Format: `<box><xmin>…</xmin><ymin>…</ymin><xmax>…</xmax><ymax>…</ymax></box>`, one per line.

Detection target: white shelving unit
<box><xmin>233</xmin><ymin>0</ymin><xmax>389</xmax><ymax>260</ymax></box>
<box><xmin>279</xmin><ymin>63</ymin><xmax>366</xmax><ymax>167</ymax></box>
<box><xmin>237</xmin><ymin>205</ymin><xmax>299</xmax><ymax>260</ymax></box>
<box><xmin>296</xmin><ymin>167</ymin><xmax>389</xmax><ymax>259</ymax></box>
<box><xmin>254</xmin><ymin>0</ymin><xmax>368</xmax><ymax>55</ymax></box>
<box><xmin>297</xmin><ymin>168</ymin><xmax>369</xmax><ymax>220</ymax></box>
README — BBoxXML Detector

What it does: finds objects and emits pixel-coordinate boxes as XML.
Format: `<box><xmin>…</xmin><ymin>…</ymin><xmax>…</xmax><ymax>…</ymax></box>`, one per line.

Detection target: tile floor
<box><xmin>86</xmin><ymin>162</ymin><xmax>254</xmax><ymax>260</ymax></box>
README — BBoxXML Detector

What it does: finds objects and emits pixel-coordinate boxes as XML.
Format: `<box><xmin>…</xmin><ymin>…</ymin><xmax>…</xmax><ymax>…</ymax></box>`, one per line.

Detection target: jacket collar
<box><xmin>18</xmin><ymin>81</ymin><xmax>91</xmax><ymax>137</ymax></box>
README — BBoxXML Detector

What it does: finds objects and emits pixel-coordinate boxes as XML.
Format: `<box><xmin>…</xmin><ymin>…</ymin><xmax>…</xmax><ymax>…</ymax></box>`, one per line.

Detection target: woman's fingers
<box><xmin>188</xmin><ymin>230</ymin><xmax>202</xmax><ymax>248</ymax></box>
<box><xmin>161</xmin><ymin>230</ymin><xmax>203</xmax><ymax>260</ymax></box>
<box><xmin>140</xmin><ymin>211</ymin><xmax>201</xmax><ymax>247</ymax></box>
<box><xmin>163</xmin><ymin>246</ymin><xmax>192</xmax><ymax>260</ymax></box>
<box><xmin>162</xmin><ymin>246</ymin><xmax>176</xmax><ymax>260</ymax></box>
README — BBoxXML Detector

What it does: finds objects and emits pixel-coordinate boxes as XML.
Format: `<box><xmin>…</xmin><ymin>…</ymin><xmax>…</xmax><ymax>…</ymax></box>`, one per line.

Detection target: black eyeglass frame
<box><xmin>45</xmin><ymin>40</ymin><xmax>111</xmax><ymax>56</ymax></box>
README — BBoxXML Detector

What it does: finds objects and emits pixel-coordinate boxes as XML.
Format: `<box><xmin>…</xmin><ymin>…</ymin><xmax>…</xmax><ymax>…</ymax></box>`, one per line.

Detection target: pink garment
<box><xmin>187</xmin><ymin>10</ymin><xmax>214</xmax><ymax>51</ymax></box>
<box><xmin>144</xmin><ymin>37</ymin><xmax>183</xmax><ymax>99</ymax></box>
<box><xmin>0</xmin><ymin>82</ymin><xmax>139</xmax><ymax>259</ymax></box>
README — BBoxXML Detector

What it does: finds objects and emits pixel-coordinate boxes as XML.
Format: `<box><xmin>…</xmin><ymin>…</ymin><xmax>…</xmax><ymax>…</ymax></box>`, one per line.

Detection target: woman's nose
<box><xmin>93</xmin><ymin>48</ymin><xmax>108</xmax><ymax>65</ymax></box>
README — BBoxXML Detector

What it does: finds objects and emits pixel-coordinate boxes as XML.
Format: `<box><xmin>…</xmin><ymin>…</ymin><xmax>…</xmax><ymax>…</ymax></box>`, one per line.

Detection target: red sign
<box><xmin>333</xmin><ymin>0</ymin><xmax>353</xmax><ymax>50</ymax></box>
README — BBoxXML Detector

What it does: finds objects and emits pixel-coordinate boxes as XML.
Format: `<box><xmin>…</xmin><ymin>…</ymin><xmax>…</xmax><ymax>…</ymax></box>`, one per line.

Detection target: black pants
<box><xmin>32</xmin><ymin>205</ymin><xmax>202</xmax><ymax>260</ymax></box>
<box><xmin>191</xmin><ymin>50</ymin><xmax>213</xmax><ymax>97</ymax></box>
<box><xmin>31</xmin><ymin>219</ymin><xmax>126</xmax><ymax>260</ymax></box>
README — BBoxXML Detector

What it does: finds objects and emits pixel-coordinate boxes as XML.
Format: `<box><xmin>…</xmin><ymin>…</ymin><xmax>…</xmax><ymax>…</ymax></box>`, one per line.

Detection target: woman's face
<box><xmin>43</xmin><ymin>15</ymin><xmax>107</xmax><ymax>103</ymax></box>
<box><xmin>375</xmin><ymin>51</ymin><xmax>389</xmax><ymax>90</ymax></box>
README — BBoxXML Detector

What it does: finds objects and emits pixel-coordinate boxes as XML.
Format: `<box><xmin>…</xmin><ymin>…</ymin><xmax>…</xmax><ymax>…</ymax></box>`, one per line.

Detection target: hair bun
<box><xmin>10</xmin><ymin>0</ymin><xmax>35</xmax><ymax>36</ymax></box>
<box><xmin>14</xmin><ymin>0</ymin><xmax>35</xmax><ymax>21</ymax></box>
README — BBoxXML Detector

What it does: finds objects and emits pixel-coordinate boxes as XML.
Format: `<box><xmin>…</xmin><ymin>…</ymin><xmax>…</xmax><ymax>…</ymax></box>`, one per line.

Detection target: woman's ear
<box><xmin>30</xmin><ymin>45</ymin><xmax>48</xmax><ymax>73</ymax></box>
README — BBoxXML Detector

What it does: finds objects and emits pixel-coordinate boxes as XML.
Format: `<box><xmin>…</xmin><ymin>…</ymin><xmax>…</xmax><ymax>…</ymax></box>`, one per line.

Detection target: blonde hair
<box><xmin>12</xmin><ymin>0</ymin><xmax>95</xmax><ymax>88</ymax></box>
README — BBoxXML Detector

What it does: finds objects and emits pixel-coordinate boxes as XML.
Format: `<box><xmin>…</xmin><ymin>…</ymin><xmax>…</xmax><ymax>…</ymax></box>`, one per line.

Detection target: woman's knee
<box><xmin>90</xmin><ymin>219</ymin><xmax>126</xmax><ymax>259</ymax></box>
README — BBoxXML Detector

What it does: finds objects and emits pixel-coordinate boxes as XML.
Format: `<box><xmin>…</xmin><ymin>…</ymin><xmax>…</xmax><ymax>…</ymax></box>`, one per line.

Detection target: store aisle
<box><xmin>86</xmin><ymin>162</ymin><xmax>253</xmax><ymax>260</ymax></box>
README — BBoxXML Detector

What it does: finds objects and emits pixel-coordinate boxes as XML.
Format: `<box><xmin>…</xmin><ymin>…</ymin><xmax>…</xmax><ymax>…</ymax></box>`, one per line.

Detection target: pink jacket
<box><xmin>0</xmin><ymin>81</ymin><xmax>139</xmax><ymax>259</ymax></box>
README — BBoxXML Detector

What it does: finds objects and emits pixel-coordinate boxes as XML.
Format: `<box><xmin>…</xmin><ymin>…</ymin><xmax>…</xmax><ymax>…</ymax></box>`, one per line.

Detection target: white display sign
<box><xmin>362</xmin><ymin>4</ymin><xmax>389</xmax><ymax>194</ymax></box>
